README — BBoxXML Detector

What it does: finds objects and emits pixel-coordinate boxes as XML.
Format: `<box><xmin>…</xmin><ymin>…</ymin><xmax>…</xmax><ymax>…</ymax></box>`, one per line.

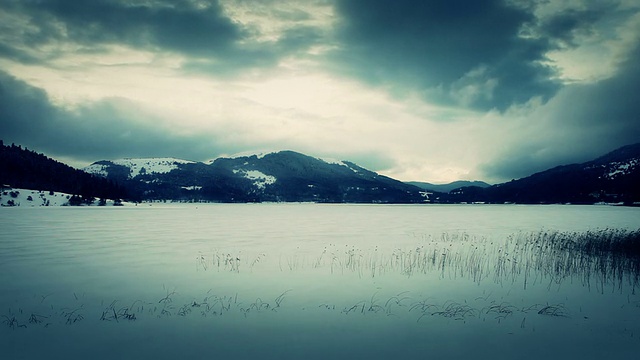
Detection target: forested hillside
<box><xmin>0</xmin><ymin>140</ymin><xmax>128</xmax><ymax>203</ymax></box>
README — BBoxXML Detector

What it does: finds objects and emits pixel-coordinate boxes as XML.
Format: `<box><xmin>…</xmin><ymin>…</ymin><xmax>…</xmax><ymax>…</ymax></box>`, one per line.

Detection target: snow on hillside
<box><xmin>85</xmin><ymin>158</ymin><xmax>195</xmax><ymax>178</ymax></box>
<box><xmin>318</xmin><ymin>157</ymin><xmax>362</xmax><ymax>173</ymax></box>
<box><xmin>210</xmin><ymin>151</ymin><xmax>363</xmax><ymax>175</ymax></box>
<box><xmin>233</xmin><ymin>169</ymin><xmax>277</xmax><ymax>189</ymax></box>
<box><xmin>216</xmin><ymin>151</ymin><xmax>276</xmax><ymax>161</ymax></box>
<box><xmin>319</xmin><ymin>157</ymin><xmax>348</xmax><ymax>168</ymax></box>
<box><xmin>588</xmin><ymin>158</ymin><xmax>640</xmax><ymax>180</ymax></box>
<box><xmin>0</xmin><ymin>188</ymin><xmax>126</xmax><ymax>207</ymax></box>
<box><xmin>602</xmin><ymin>159</ymin><xmax>639</xmax><ymax>179</ymax></box>
<box><xmin>83</xmin><ymin>164</ymin><xmax>107</xmax><ymax>177</ymax></box>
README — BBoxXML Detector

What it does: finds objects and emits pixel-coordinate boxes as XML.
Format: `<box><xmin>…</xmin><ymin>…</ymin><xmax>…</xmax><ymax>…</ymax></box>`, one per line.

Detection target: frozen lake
<box><xmin>1</xmin><ymin>204</ymin><xmax>639</xmax><ymax>359</ymax></box>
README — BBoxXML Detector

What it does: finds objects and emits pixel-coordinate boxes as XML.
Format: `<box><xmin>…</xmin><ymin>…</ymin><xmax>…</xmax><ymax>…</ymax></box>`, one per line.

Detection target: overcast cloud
<box><xmin>1</xmin><ymin>0</ymin><xmax>639</xmax><ymax>183</ymax></box>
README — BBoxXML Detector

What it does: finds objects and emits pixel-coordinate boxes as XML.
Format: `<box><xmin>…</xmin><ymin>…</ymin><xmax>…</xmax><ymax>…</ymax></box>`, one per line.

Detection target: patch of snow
<box><xmin>0</xmin><ymin>188</ymin><xmax>129</xmax><ymax>207</ymax></box>
<box><xmin>234</xmin><ymin>169</ymin><xmax>277</xmax><ymax>189</ymax></box>
<box><xmin>1</xmin><ymin>188</ymin><xmax>68</xmax><ymax>206</ymax></box>
<box><xmin>218</xmin><ymin>151</ymin><xmax>276</xmax><ymax>160</ymax></box>
<box><xmin>319</xmin><ymin>157</ymin><xmax>347</xmax><ymax>166</ymax></box>
<box><xmin>116</xmin><ymin>158</ymin><xmax>195</xmax><ymax>178</ymax></box>
<box><xmin>594</xmin><ymin>201</ymin><xmax>629</xmax><ymax>206</ymax></box>
<box><xmin>83</xmin><ymin>163</ymin><xmax>110</xmax><ymax>177</ymax></box>
<box><xmin>86</xmin><ymin>158</ymin><xmax>195</xmax><ymax>179</ymax></box>
<box><xmin>254</xmin><ymin>152</ymin><xmax>278</xmax><ymax>159</ymax></box>
<box><xmin>602</xmin><ymin>159</ymin><xmax>638</xmax><ymax>180</ymax></box>
<box><xmin>318</xmin><ymin>157</ymin><xmax>359</xmax><ymax>173</ymax></box>
<box><xmin>419</xmin><ymin>191</ymin><xmax>432</xmax><ymax>200</ymax></box>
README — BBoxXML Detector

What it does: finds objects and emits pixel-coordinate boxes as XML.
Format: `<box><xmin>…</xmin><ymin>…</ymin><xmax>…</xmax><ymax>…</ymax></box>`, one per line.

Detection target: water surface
<box><xmin>1</xmin><ymin>204</ymin><xmax>639</xmax><ymax>359</ymax></box>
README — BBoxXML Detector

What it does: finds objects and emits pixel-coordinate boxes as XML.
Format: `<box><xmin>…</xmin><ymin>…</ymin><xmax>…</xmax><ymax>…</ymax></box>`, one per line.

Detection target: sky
<box><xmin>1</xmin><ymin>0</ymin><xmax>639</xmax><ymax>184</ymax></box>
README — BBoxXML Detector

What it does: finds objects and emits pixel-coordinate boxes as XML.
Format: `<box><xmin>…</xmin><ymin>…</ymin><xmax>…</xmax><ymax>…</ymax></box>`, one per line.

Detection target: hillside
<box><xmin>440</xmin><ymin>143</ymin><xmax>640</xmax><ymax>204</ymax></box>
<box><xmin>4</xmin><ymin>139</ymin><xmax>639</xmax><ymax>205</ymax></box>
<box><xmin>0</xmin><ymin>187</ymin><xmax>125</xmax><ymax>207</ymax></box>
<box><xmin>407</xmin><ymin>180</ymin><xmax>491</xmax><ymax>193</ymax></box>
<box><xmin>0</xmin><ymin>141</ymin><xmax>128</xmax><ymax>204</ymax></box>
<box><xmin>85</xmin><ymin>151</ymin><xmax>429</xmax><ymax>203</ymax></box>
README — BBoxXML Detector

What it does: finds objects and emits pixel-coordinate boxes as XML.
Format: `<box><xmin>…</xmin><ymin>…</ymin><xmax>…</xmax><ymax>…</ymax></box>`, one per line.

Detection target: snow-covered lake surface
<box><xmin>1</xmin><ymin>204</ymin><xmax>639</xmax><ymax>359</ymax></box>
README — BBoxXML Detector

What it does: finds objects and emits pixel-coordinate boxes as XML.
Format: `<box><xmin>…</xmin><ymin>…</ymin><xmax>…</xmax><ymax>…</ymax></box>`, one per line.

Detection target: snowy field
<box><xmin>0</xmin><ymin>188</ymin><xmax>125</xmax><ymax>207</ymax></box>
<box><xmin>1</xmin><ymin>204</ymin><xmax>639</xmax><ymax>359</ymax></box>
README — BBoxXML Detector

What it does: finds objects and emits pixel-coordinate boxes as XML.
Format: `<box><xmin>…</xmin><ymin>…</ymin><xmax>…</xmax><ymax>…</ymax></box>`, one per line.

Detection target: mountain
<box><xmin>440</xmin><ymin>143</ymin><xmax>640</xmax><ymax>205</ymax></box>
<box><xmin>0</xmin><ymin>140</ymin><xmax>128</xmax><ymax>204</ymax></box>
<box><xmin>84</xmin><ymin>158</ymin><xmax>197</xmax><ymax>179</ymax></box>
<box><xmin>84</xmin><ymin>151</ymin><xmax>429</xmax><ymax>203</ymax></box>
<box><xmin>406</xmin><ymin>180</ymin><xmax>491</xmax><ymax>193</ymax></box>
<box><xmin>5</xmin><ymin>139</ymin><xmax>639</xmax><ymax>205</ymax></box>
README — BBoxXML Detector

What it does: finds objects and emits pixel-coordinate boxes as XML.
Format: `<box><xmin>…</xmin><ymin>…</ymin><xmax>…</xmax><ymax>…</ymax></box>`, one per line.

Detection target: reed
<box><xmin>537</xmin><ymin>304</ymin><xmax>569</xmax><ymax>317</ymax></box>
<box><xmin>0</xmin><ymin>289</ymin><xmax>585</xmax><ymax>330</ymax></box>
<box><xmin>2</xmin><ymin>313</ymin><xmax>26</xmax><ymax>329</ymax></box>
<box><xmin>253</xmin><ymin>228</ymin><xmax>640</xmax><ymax>294</ymax></box>
<box><xmin>60</xmin><ymin>308</ymin><xmax>84</xmax><ymax>325</ymax></box>
<box><xmin>4</xmin><ymin>229</ymin><xmax>637</xmax><ymax>331</ymax></box>
<box><xmin>100</xmin><ymin>300</ymin><xmax>141</xmax><ymax>322</ymax></box>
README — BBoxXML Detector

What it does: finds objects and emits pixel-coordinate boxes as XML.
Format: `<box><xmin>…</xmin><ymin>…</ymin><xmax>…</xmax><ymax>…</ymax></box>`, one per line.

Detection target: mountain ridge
<box><xmin>2</xmin><ymin>139</ymin><xmax>639</xmax><ymax>205</ymax></box>
<box><xmin>0</xmin><ymin>140</ymin><xmax>128</xmax><ymax>204</ymax></box>
<box><xmin>406</xmin><ymin>180</ymin><xmax>491</xmax><ymax>193</ymax></box>
<box><xmin>85</xmin><ymin>150</ymin><xmax>428</xmax><ymax>203</ymax></box>
<box><xmin>439</xmin><ymin>143</ymin><xmax>640</xmax><ymax>204</ymax></box>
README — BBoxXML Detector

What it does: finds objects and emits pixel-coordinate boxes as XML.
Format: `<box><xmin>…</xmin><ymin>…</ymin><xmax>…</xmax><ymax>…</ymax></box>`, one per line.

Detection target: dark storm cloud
<box><xmin>329</xmin><ymin>0</ymin><xmax>591</xmax><ymax>110</ymax></box>
<box><xmin>0</xmin><ymin>43</ymin><xmax>41</xmax><ymax>64</ymax></box>
<box><xmin>0</xmin><ymin>0</ymin><xmax>319</xmax><ymax>73</ymax></box>
<box><xmin>0</xmin><ymin>70</ymin><xmax>56</xmax><ymax>135</ymax></box>
<box><xmin>13</xmin><ymin>0</ymin><xmax>240</xmax><ymax>54</ymax></box>
<box><xmin>0</xmin><ymin>70</ymin><xmax>237</xmax><ymax>163</ymax></box>
<box><xmin>480</xmin><ymin>41</ymin><xmax>640</xmax><ymax>181</ymax></box>
<box><xmin>182</xmin><ymin>24</ymin><xmax>325</xmax><ymax>76</ymax></box>
<box><xmin>535</xmin><ymin>8</ymin><xmax>605</xmax><ymax>48</ymax></box>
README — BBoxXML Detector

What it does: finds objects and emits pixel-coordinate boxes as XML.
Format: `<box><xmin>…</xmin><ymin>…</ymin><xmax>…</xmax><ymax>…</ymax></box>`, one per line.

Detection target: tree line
<box><xmin>0</xmin><ymin>140</ymin><xmax>128</xmax><ymax>204</ymax></box>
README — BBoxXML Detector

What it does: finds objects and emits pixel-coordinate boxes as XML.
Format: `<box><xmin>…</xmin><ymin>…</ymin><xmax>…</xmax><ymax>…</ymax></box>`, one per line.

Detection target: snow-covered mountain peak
<box><xmin>85</xmin><ymin>158</ymin><xmax>195</xmax><ymax>178</ymax></box>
